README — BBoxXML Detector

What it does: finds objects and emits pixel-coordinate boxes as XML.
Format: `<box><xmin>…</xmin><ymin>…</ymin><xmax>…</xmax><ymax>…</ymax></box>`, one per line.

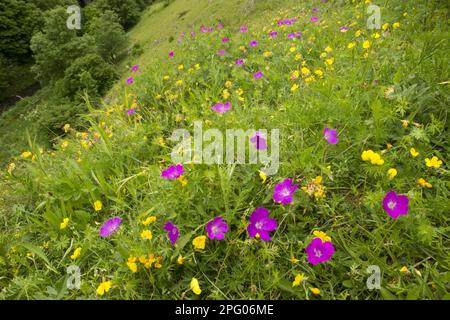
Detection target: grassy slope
<box><xmin>0</xmin><ymin>0</ymin><xmax>449</xmax><ymax>300</ymax></box>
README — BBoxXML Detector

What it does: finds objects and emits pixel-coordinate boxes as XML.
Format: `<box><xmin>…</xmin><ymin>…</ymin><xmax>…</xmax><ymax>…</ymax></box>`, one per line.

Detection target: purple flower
<box><xmin>269</xmin><ymin>31</ymin><xmax>278</xmax><ymax>37</ymax></box>
<box><xmin>383</xmin><ymin>191</ymin><xmax>409</xmax><ymax>219</ymax></box>
<box><xmin>250</xmin><ymin>131</ymin><xmax>268</xmax><ymax>150</ymax></box>
<box><xmin>222</xmin><ymin>37</ymin><xmax>229</xmax><ymax>43</ymax></box>
<box><xmin>169</xmin><ymin>51</ymin><xmax>174</xmax><ymax>57</ymax></box>
<box><xmin>161</xmin><ymin>164</ymin><xmax>184</xmax><ymax>180</ymax></box>
<box><xmin>211</xmin><ymin>102</ymin><xmax>231</xmax><ymax>113</ymax></box>
<box><xmin>310</xmin><ymin>16</ymin><xmax>319</xmax><ymax>22</ymax></box>
<box><xmin>217</xmin><ymin>23</ymin><xmax>223</xmax><ymax>29</ymax></box>
<box><xmin>235</xmin><ymin>59</ymin><xmax>244</xmax><ymax>65</ymax></box>
<box><xmin>99</xmin><ymin>217</ymin><xmax>122</xmax><ymax>238</ymax></box>
<box><xmin>340</xmin><ymin>26</ymin><xmax>349</xmax><ymax>32</ymax></box>
<box><xmin>240</xmin><ymin>26</ymin><xmax>248</xmax><ymax>33</ymax></box>
<box><xmin>191</xmin><ymin>32</ymin><xmax>196</xmax><ymax>38</ymax></box>
<box><xmin>249</xmin><ymin>40</ymin><xmax>258</xmax><ymax>47</ymax></box>
<box><xmin>126</xmin><ymin>77</ymin><xmax>134</xmax><ymax>84</ymax></box>
<box><xmin>205</xmin><ymin>217</ymin><xmax>229</xmax><ymax>240</ymax></box>
<box><xmin>131</xmin><ymin>65</ymin><xmax>139</xmax><ymax>72</ymax></box>
<box><xmin>200</xmin><ymin>26</ymin><xmax>213</xmax><ymax>33</ymax></box>
<box><xmin>312</xmin><ymin>7</ymin><xmax>319</xmax><ymax>12</ymax></box>
<box><xmin>273</xmin><ymin>178</ymin><xmax>298</xmax><ymax>205</ymax></box>
<box><xmin>126</xmin><ymin>108</ymin><xmax>136</xmax><ymax>115</ymax></box>
<box><xmin>305</xmin><ymin>238</ymin><xmax>335</xmax><ymax>265</ymax></box>
<box><xmin>217</xmin><ymin>49</ymin><xmax>226</xmax><ymax>55</ymax></box>
<box><xmin>288</xmin><ymin>32</ymin><xmax>303</xmax><ymax>39</ymax></box>
<box><xmin>247</xmin><ymin>208</ymin><xmax>277</xmax><ymax>241</ymax></box>
<box><xmin>253</xmin><ymin>71</ymin><xmax>264</xmax><ymax>79</ymax></box>
<box><xmin>164</xmin><ymin>222</ymin><xmax>179</xmax><ymax>246</ymax></box>
<box><xmin>323</xmin><ymin>128</ymin><xmax>338</xmax><ymax>144</ymax></box>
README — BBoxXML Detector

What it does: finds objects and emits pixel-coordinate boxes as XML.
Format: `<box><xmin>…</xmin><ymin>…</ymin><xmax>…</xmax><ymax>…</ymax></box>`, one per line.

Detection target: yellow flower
<box><xmin>127</xmin><ymin>257</ymin><xmax>138</xmax><ymax>273</ymax></box>
<box><xmin>401</xmin><ymin>120</ymin><xmax>409</xmax><ymax>128</ymax></box>
<box><xmin>361</xmin><ymin>150</ymin><xmax>384</xmax><ymax>165</ymax></box>
<box><xmin>21</xmin><ymin>151</ymin><xmax>33</xmax><ymax>159</ymax></box>
<box><xmin>163</xmin><ymin>75</ymin><xmax>170</xmax><ymax>81</ymax></box>
<box><xmin>225</xmin><ymin>80</ymin><xmax>232</xmax><ymax>88</ymax></box>
<box><xmin>314</xmin><ymin>69</ymin><xmax>323</xmax><ymax>77</ymax></box>
<box><xmin>222</xmin><ymin>89</ymin><xmax>230</xmax><ymax>99</ymax></box>
<box><xmin>142</xmin><ymin>216</ymin><xmax>157</xmax><ymax>226</ymax></box>
<box><xmin>94</xmin><ymin>200</ymin><xmax>103</xmax><ymax>212</ymax></box>
<box><xmin>154</xmin><ymin>256</ymin><xmax>163</xmax><ymax>269</ymax></box>
<box><xmin>355</xmin><ymin>30</ymin><xmax>361</xmax><ymax>37</ymax></box>
<box><xmin>140</xmin><ymin>230</ymin><xmax>153</xmax><ymax>241</ymax></box>
<box><xmin>313</xmin><ymin>230</ymin><xmax>331</xmax><ymax>242</ymax></box>
<box><xmin>259</xmin><ymin>170</ymin><xmax>267</xmax><ymax>184</ymax></box>
<box><xmin>70</xmin><ymin>247</ymin><xmax>81</xmax><ymax>260</ymax></box>
<box><xmin>363</xmin><ymin>40</ymin><xmax>370</xmax><ymax>49</ymax></box>
<box><xmin>7</xmin><ymin>162</ymin><xmax>16</xmax><ymax>174</ymax></box>
<box><xmin>139</xmin><ymin>255</ymin><xmax>148</xmax><ymax>264</ymax></box>
<box><xmin>195</xmin><ymin>64</ymin><xmax>200</xmax><ymax>70</ymax></box>
<box><xmin>325</xmin><ymin>58</ymin><xmax>334</xmax><ymax>66</ymax></box>
<box><xmin>399</xmin><ymin>266</ymin><xmax>408</xmax><ymax>273</ymax></box>
<box><xmin>190</xmin><ymin>277</ymin><xmax>202</xmax><ymax>295</ymax></box>
<box><xmin>61</xmin><ymin>140</ymin><xmax>69</xmax><ymax>149</ymax></box>
<box><xmin>301</xmin><ymin>67</ymin><xmax>310</xmax><ymax>76</ymax></box>
<box><xmin>177</xmin><ymin>64</ymin><xmax>184</xmax><ymax>70</ymax></box>
<box><xmin>289</xmin><ymin>46</ymin><xmax>296</xmax><ymax>53</ymax></box>
<box><xmin>304</xmin><ymin>76</ymin><xmax>315</xmax><ymax>84</ymax></box>
<box><xmin>63</xmin><ymin>123</ymin><xmax>71</xmax><ymax>133</ymax></box>
<box><xmin>387</xmin><ymin>168</ymin><xmax>398</xmax><ymax>179</ymax></box>
<box><xmin>310</xmin><ymin>287</ymin><xmax>321</xmax><ymax>295</ymax></box>
<box><xmin>410</xmin><ymin>148</ymin><xmax>419</xmax><ymax>158</ymax></box>
<box><xmin>324</xmin><ymin>46</ymin><xmax>332</xmax><ymax>53</ymax></box>
<box><xmin>295</xmin><ymin>53</ymin><xmax>302</xmax><ymax>61</ymax></box>
<box><xmin>347</xmin><ymin>42</ymin><xmax>356</xmax><ymax>49</ymax></box>
<box><xmin>289</xmin><ymin>256</ymin><xmax>300</xmax><ymax>264</ymax></box>
<box><xmin>192</xmin><ymin>236</ymin><xmax>206</xmax><ymax>250</ymax></box>
<box><xmin>425</xmin><ymin>156</ymin><xmax>442</xmax><ymax>168</ymax></box>
<box><xmin>319</xmin><ymin>52</ymin><xmax>327</xmax><ymax>59</ymax></box>
<box><xmin>292</xmin><ymin>273</ymin><xmax>305</xmax><ymax>287</ymax></box>
<box><xmin>291</xmin><ymin>83</ymin><xmax>300</xmax><ymax>92</ymax></box>
<box><xmin>393</xmin><ymin>22</ymin><xmax>400</xmax><ymax>29</ymax></box>
<box><xmin>60</xmin><ymin>218</ymin><xmax>69</xmax><ymax>230</ymax></box>
<box><xmin>177</xmin><ymin>255</ymin><xmax>186</xmax><ymax>265</ymax></box>
<box><xmin>263</xmin><ymin>51</ymin><xmax>273</xmax><ymax>58</ymax></box>
<box><xmin>417</xmin><ymin>178</ymin><xmax>432</xmax><ymax>189</ymax></box>
<box><xmin>382</xmin><ymin>23</ymin><xmax>389</xmax><ymax>30</ymax></box>
<box><xmin>175</xmin><ymin>79</ymin><xmax>183</xmax><ymax>86</ymax></box>
<box><xmin>96</xmin><ymin>280</ymin><xmax>112</xmax><ymax>296</ymax></box>
<box><xmin>177</xmin><ymin>175</ymin><xmax>188</xmax><ymax>187</ymax></box>
<box><xmin>372</xmin><ymin>32</ymin><xmax>381</xmax><ymax>39</ymax></box>
<box><xmin>290</xmin><ymin>70</ymin><xmax>300</xmax><ymax>80</ymax></box>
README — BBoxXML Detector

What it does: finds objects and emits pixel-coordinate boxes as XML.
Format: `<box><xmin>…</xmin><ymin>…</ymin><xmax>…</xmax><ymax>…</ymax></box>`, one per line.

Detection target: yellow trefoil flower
<box><xmin>425</xmin><ymin>156</ymin><xmax>442</xmax><ymax>168</ymax></box>
<box><xmin>70</xmin><ymin>247</ymin><xmax>81</xmax><ymax>260</ymax></box>
<box><xmin>127</xmin><ymin>257</ymin><xmax>138</xmax><ymax>273</ymax></box>
<box><xmin>94</xmin><ymin>200</ymin><xmax>103</xmax><ymax>212</ymax></box>
<box><xmin>190</xmin><ymin>277</ymin><xmax>202</xmax><ymax>295</ymax></box>
<box><xmin>387</xmin><ymin>168</ymin><xmax>398</xmax><ymax>179</ymax></box>
<box><xmin>192</xmin><ymin>235</ymin><xmax>206</xmax><ymax>250</ymax></box>
<box><xmin>140</xmin><ymin>230</ymin><xmax>153</xmax><ymax>241</ymax></box>
<box><xmin>142</xmin><ymin>216</ymin><xmax>157</xmax><ymax>226</ymax></box>
<box><xmin>363</xmin><ymin>40</ymin><xmax>370</xmax><ymax>49</ymax></box>
<box><xmin>96</xmin><ymin>280</ymin><xmax>112</xmax><ymax>296</ymax></box>
<box><xmin>310</xmin><ymin>287</ymin><xmax>321</xmax><ymax>295</ymax></box>
<box><xmin>259</xmin><ymin>170</ymin><xmax>267</xmax><ymax>184</ymax></box>
<box><xmin>292</xmin><ymin>273</ymin><xmax>305</xmax><ymax>287</ymax></box>
<box><xmin>177</xmin><ymin>255</ymin><xmax>186</xmax><ymax>265</ymax></box>
<box><xmin>313</xmin><ymin>230</ymin><xmax>331</xmax><ymax>243</ymax></box>
<box><xmin>410</xmin><ymin>148</ymin><xmax>419</xmax><ymax>158</ymax></box>
<box><xmin>417</xmin><ymin>178</ymin><xmax>432</xmax><ymax>189</ymax></box>
<box><xmin>60</xmin><ymin>218</ymin><xmax>69</xmax><ymax>230</ymax></box>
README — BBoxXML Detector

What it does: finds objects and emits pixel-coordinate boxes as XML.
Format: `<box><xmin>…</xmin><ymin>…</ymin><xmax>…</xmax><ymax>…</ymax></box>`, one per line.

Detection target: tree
<box><xmin>94</xmin><ymin>0</ymin><xmax>141</xmax><ymax>30</ymax></box>
<box><xmin>88</xmin><ymin>10</ymin><xmax>128</xmax><ymax>63</ymax></box>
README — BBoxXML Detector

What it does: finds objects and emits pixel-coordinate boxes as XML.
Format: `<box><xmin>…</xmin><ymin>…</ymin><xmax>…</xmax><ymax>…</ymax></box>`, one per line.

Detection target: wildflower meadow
<box><xmin>0</xmin><ymin>0</ymin><xmax>448</xmax><ymax>302</ymax></box>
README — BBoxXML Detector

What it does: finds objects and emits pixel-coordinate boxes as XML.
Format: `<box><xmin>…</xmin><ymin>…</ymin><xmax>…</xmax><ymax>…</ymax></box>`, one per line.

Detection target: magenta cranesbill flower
<box><xmin>126</xmin><ymin>77</ymin><xmax>134</xmax><ymax>84</ymax></box>
<box><xmin>222</xmin><ymin>37</ymin><xmax>229</xmax><ymax>43</ymax></box>
<box><xmin>161</xmin><ymin>164</ymin><xmax>184</xmax><ymax>180</ymax></box>
<box><xmin>240</xmin><ymin>26</ymin><xmax>248</xmax><ymax>33</ymax></box>
<box><xmin>99</xmin><ymin>217</ymin><xmax>122</xmax><ymax>238</ymax></box>
<box><xmin>323</xmin><ymin>128</ymin><xmax>338</xmax><ymax>144</ymax></box>
<box><xmin>250</xmin><ymin>131</ymin><xmax>268</xmax><ymax>150</ymax></box>
<box><xmin>383</xmin><ymin>191</ymin><xmax>409</xmax><ymax>219</ymax></box>
<box><xmin>217</xmin><ymin>49</ymin><xmax>226</xmax><ymax>55</ymax></box>
<box><xmin>253</xmin><ymin>71</ymin><xmax>264</xmax><ymax>79</ymax></box>
<box><xmin>288</xmin><ymin>32</ymin><xmax>303</xmax><ymax>39</ymax></box>
<box><xmin>205</xmin><ymin>216</ymin><xmax>229</xmax><ymax>240</ymax></box>
<box><xmin>273</xmin><ymin>178</ymin><xmax>298</xmax><ymax>205</ymax></box>
<box><xmin>217</xmin><ymin>23</ymin><xmax>223</xmax><ymax>29</ymax></box>
<box><xmin>249</xmin><ymin>40</ymin><xmax>258</xmax><ymax>47</ymax></box>
<box><xmin>310</xmin><ymin>16</ymin><xmax>319</xmax><ymax>22</ymax></box>
<box><xmin>211</xmin><ymin>102</ymin><xmax>231</xmax><ymax>113</ymax></box>
<box><xmin>126</xmin><ymin>108</ymin><xmax>136</xmax><ymax>115</ymax></box>
<box><xmin>164</xmin><ymin>222</ymin><xmax>179</xmax><ymax>246</ymax></box>
<box><xmin>247</xmin><ymin>208</ymin><xmax>277</xmax><ymax>241</ymax></box>
<box><xmin>235</xmin><ymin>59</ymin><xmax>244</xmax><ymax>65</ymax></box>
<box><xmin>169</xmin><ymin>51</ymin><xmax>174</xmax><ymax>57</ymax></box>
<box><xmin>131</xmin><ymin>65</ymin><xmax>139</xmax><ymax>72</ymax></box>
<box><xmin>269</xmin><ymin>31</ymin><xmax>278</xmax><ymax>37</ymax></box>
<box><xmin>305</xmin><ymin>237</ymin><xmax>335</xmax><ymax>265</ymax></box>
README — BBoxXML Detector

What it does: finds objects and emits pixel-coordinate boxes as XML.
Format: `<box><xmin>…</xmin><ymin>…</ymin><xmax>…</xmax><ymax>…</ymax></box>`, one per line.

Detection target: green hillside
<box><xmin>0</xmin><ymin>0</ymin><xmax>449</xmax><ymax>300</ymax></box>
